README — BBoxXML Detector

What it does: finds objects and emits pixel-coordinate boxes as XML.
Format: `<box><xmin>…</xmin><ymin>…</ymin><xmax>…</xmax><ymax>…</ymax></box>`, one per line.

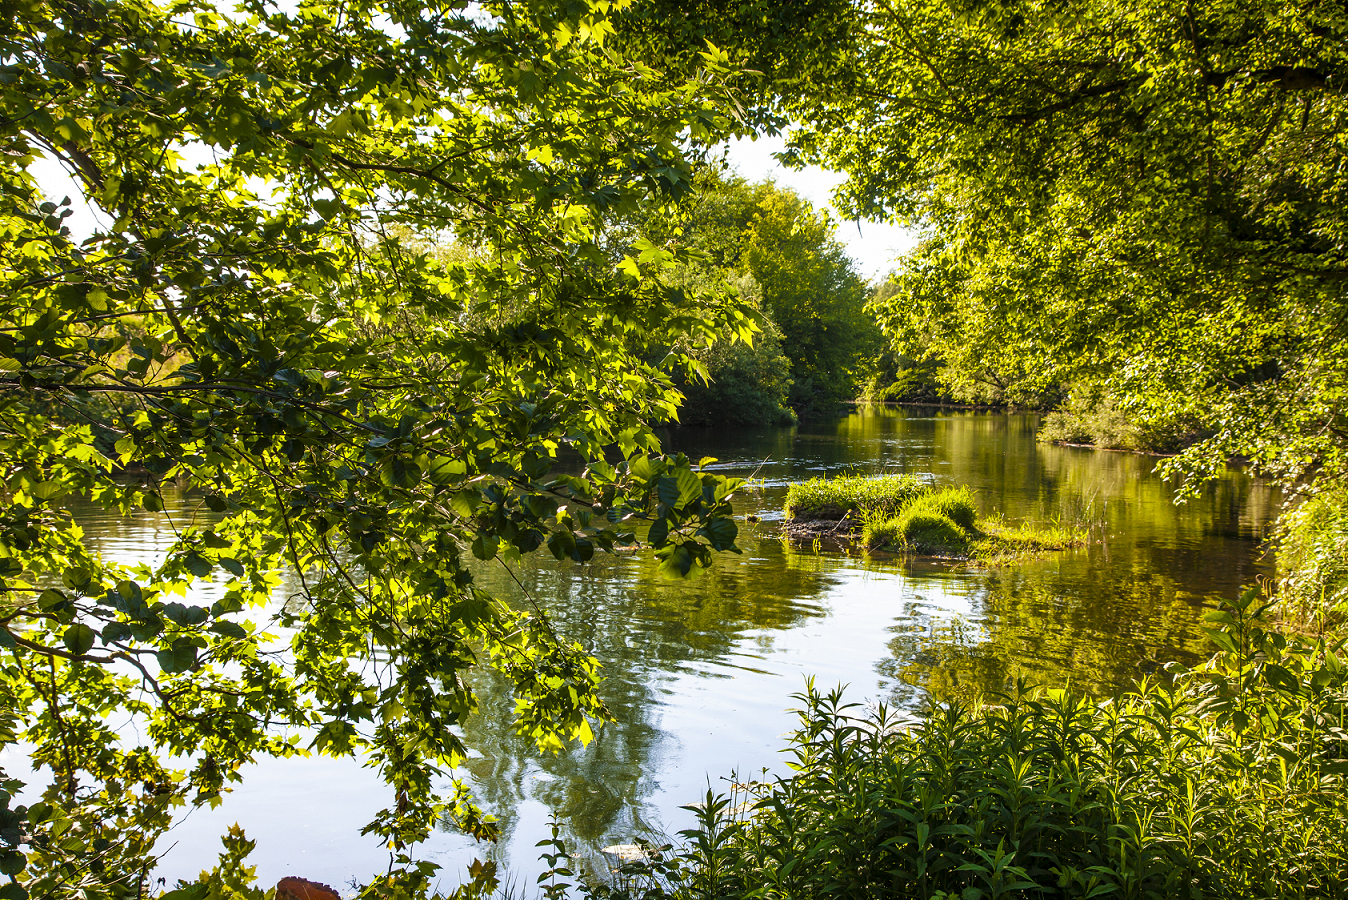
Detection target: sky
<box><xmin>722</xmin><ymin>133</ymin><xmax>918</xmax><ymax>282</ymax></box>
<box><xmin>32</xmin><ymin>132</ymin><xmax>917</xmax><ymax>284</ymax></box>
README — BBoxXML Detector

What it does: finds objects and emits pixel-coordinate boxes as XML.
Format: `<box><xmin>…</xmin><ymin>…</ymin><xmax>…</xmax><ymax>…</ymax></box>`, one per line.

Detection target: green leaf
<box><xmin>156</xmin><ymin>639</ymin><xmax>198</xmax><ymax>674</ymax></box>
<box><xmin>210</xmin><ymin>621</ymin><xmax>248</xmax><ymax>639</ymax></box>
<box><xmin>62</xmin><ymin>623</ymin><xmax>96</xmax><ymax>656</ymax></box>
<box><xmin>0</xmin><ymin>848</ymin><xmax>25</xmax><ymax>876</ymax></box>
<box><xmin>0</xmin><ymin>880</ymin><xmax>29</xmax><ymax>900</ymax></box>
<box><xmin>700</xmin><ymin>517</ymin><xmax>738</xmax><ymax>551</ymax></box>
<box><xmin>657</xmin><ymin>544</ymin><xmax>694</xmax><ymax>579</ymax></box>
<box><xmin>657</xmin><ymin>475</ymin><xmax>681</xmax><ymax>508</ymax></box>
<box><xmin>101</xmin><ymin>622</ymin><xmax>132</xmax><ymax>644</ymax></box>
<box><xmin>201</xmin><ymin>530</ymin><xmax>231</xmax><ymax>549</ymax></box>
<box><xmin>674</xmin><ymin>467</ymin><xmax>703</xmax><ymax>509</ymax></box>
<box><xmin>1263</xmin><ymin>663</ymin><xmax>1301</xmax><ymax>694</ymax></box>
<box><xmin>471</xmin><ymin>534</ymin><xmax>498</xmax><ymax>561</ymax></box>
<box><xmin>428</xmin><ymin>455</ymin><xmax>467</xmax><ymax>484</ymax></box>
<box><xmin>381</xmin><ymin>454</ymin><xmax>423</xmax><ymax>489</ymax></box>
<box><xmin>184</xmin><ymin>552</ymin><xmax>212</xmax><ymax>579</ymax></box>
<box><xmin>547</xmin><ymin>530</ymin><xmax>576</xmax><ymax>561</ymax></box>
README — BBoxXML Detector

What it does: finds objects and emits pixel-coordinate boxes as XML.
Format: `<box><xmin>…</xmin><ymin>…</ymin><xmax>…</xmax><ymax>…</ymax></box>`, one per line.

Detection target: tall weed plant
<box><xmin>592</xmin><ymin>589</ymin><xmax>1348</xmax><ymax>900</ymax></box>
<box><xmin>1280</xmin><ymin>488</ymin><xmax>1348</xmax><ymax>629</ymax></box>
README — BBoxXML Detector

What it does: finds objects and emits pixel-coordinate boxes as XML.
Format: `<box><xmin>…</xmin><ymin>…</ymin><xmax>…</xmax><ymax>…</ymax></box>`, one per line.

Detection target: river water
<box><xmin>44</xmin><ymin>408</ymin><xmax>1279</xmax><ymax>892</ymax></box>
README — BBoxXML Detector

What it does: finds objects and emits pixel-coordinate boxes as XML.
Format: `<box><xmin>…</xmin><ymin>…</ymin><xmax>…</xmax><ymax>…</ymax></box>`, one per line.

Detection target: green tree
<box><xmin>648</xmin><ymin>170</ymin><xmax>879</xmax><ymax>414</ymax></box>
<box><xmin>0</xmin><ymin>0</ymin><xmax>758</xmax><ymax>895</ymax></box>
<box><xmin>776</xmin><ymin>0</ymin><xmax>1348</xmax><ymax>492</ymax></box>
<box><xmin>668</xmin><ymin>272</ymin><xmax>796</xmax><ymax>427</ymax></box>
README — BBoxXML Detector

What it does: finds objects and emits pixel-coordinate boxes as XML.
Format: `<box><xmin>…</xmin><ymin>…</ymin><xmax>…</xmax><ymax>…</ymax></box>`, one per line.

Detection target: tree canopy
<box><xmin>645</xmin><ymin>170</ymin><xmax>879</xmax><ymax>414</ymax></box>
<box><xmin>777</xmin><ymin>0</ymin><xmax>1348</xmax><ymax>491</ymax></box>
<box><xmin>0</xmin><ymin>0</ymin><xmax>760</xmax><ymax>895</ymax></box>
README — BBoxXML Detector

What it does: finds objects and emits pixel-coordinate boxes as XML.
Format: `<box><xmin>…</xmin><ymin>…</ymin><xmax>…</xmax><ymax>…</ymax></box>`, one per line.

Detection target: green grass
<box><xmin>783</xmin><ymin>476</ymin><xmax>1083</xmax><ymax>562</ymax></box>
<box><xmin>783</xmin><ymin>473</ymin><xmax>927</xmax><ymax>522</ymax></box>
<box><xmin>861</xmin><ymin>486</ymin><xmax>978</xmax><ymax>556</ymax></box>
<box><xmin>968</xmin><ymin>517</ymin><xmax>1087</xmax><ymax>564</ymax></box>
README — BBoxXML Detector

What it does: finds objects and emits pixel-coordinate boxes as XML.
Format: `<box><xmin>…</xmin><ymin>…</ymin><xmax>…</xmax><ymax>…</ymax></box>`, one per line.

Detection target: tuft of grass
<box><xmin>783</xmin><ymin>473</ymin><xmax>927</xmax><ymax>522</ymax></box>
<box><xmin>788</xmin><ymin>475</ymin><xmax>1085</xmax><ymax>563</ymax></box>
<box><xmin>968</xmin><ymin>517</ymin><xmax>1087</xmax><ymax>564</ymax></box>
<box><xmin>864</xmin><ymin>509</ymin><xmax>969</xmax><ymax>556</ymax></box>
<box><xmin>862</xmin><ymin>487</ymin><xmax>979</xmax><ymax>556</ymax></box>
<box><xmin>911</xmin><ymin>485</ymin><xmax>977</xmax><ymax>530</ymax></box>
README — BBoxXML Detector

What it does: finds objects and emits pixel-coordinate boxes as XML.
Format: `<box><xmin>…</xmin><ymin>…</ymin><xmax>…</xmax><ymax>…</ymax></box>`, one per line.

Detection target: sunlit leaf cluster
<box><xmin>0</xmin><ymin>0</ymin><xmax>759</xmax><ymax>894</ymax></box>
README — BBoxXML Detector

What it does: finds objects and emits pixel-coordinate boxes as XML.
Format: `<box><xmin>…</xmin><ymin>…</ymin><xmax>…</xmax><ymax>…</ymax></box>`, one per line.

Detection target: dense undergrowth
<box><xmin>1037</xmin><ymin>386</ymin><xmax>1204</xmax><ymax>455</ymax></box>
<box><xmin>1279</xmin><ymin>488</ymin><xmax>1348</xmax><ymax>631</ymax></box>
<box><xmin>784</xmin><ymin>475</ymin><xmax>1082</xmax><ymax>561</ymax></box>
<box><xmin>546</xmin><ymin>590</ymin><xmax>1348</xmax><ymax>900</ymax></box>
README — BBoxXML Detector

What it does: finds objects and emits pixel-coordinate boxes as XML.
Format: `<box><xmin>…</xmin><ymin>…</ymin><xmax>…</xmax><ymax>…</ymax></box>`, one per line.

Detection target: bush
<box><xmin>672</xmin><ymin>589</ymin><xmax>1348</xmax><ymax>900</ymax></box>
<box><xmin>784</xmin><ymin>473</ymin><xmax>928</xmax><ymax>522</ymax></box>
<box><xmin>1280</xmin><ymin>486</ymin><xmax>1348</xmax><ymax>627</ymax></box>
<box><xmin>1039</xmin><ymin>383</ymin><xmax>1203</xmax><ymax>454</ymax></box>
<box><xmin>915</xmin><ymin>485</ymin><xmax>977</xmax><ymax>530</ymax></box>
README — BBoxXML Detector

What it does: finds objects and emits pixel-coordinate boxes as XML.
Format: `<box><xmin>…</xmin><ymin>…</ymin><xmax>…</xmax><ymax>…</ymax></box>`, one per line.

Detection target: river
<box><xmin>43</xmin><ymin>407</ymin><xmax>1279</xmax><ymax>892</ymax></box>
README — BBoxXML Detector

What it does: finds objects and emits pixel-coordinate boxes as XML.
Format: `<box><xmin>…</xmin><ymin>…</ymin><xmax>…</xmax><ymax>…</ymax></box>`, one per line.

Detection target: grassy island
<box><xmin>784</xmin><ymin>474</ymin><xmax>1083</xmax><ymax>561</ymax></box>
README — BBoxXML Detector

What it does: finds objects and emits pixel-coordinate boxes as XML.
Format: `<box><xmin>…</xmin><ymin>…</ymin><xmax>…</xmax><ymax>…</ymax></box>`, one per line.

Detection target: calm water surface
<box><xmin>40</xmin><ymin>408</ymin><xmax>1279</xmax><ymax>890</ymax></box>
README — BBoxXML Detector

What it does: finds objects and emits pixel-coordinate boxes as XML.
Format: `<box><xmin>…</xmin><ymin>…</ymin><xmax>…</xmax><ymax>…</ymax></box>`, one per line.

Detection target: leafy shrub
<box><xmin>1280</xmin><ymin>486</ymin><xmax>1348</xmax><ymax>627</ymax></box>
<box><xmin>670</xmin><ymin>589</ymin><xmax>1348</xmax><ymax>900</ymax></box>
<box><xmin>1039</xmin><ymin>384</ymin><xmax>1204</xmax><ymax>454</ymax></box>
<box><xmin>784</xmin><ymin>473</ymin><xmax>928</xmax><ymax>522</ymax></box>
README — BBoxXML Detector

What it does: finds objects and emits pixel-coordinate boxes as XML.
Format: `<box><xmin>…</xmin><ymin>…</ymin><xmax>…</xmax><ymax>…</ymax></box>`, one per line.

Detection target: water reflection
<box><xmin>56</xmin><ymin>408</ymin><xmax>1278</xmax><ymax>889</ymax></box>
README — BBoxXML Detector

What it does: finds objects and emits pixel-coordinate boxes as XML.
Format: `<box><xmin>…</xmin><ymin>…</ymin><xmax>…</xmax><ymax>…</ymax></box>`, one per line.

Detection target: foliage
<box><xmin>967</xmin><ymin>521</ymin><xmax>1089</xmax><ymax>567</ymax></box>
<box><xmin>857</xmin><ymin>281</ymin><xmax>971</xmax><ymax>406</ymax></box>
<box><xmin>914</xmin><ymin>486</ymin><xmax>977</xmax><ymax>531</ymax></box>
<box><xmin>1279</xmin><ymin>486</ymin><xmax>1348</xmax><ymax>628</ymax></box>
<box><xmin>862</xmin><ymin>487</ymin><xmax>976</xmax><ymax>555</ymax></box>
<box><xmin>0</xmin><ymin>0</ymin><xmax>758</xmax><ymax>894</ymax></box>
<box><xmin>668</xmin><ymin>274</ymin><xmax>796</xmax><ymax>428</ymax></box>
<box><xmin>783</xmin><ymin>474</ymin><xmax>927</xmax><ymax>522</ymax></box>
<box><xmin>671</xmin><ymin>589</ymin><xmax>1348</xmax><ymax>900</ymax></box>
<box><xmin>864</xmin><ymin>509</ymin><xmax>968</xmax><ymax>556</ymax></box>
<box><xmin>1039</xmin><ymin>385</ymin><xmax>1205</xmax><ymax>454</ymax></box>
<box><xmin>645</xmin><ymin>169</ymin><xmax>881</xmax><ymax>414</ymax></box>
<box><xmin>781</xmin><ymin>0</ymin><xmax>1348</xmax><ymax>494</ymax></box>
<box><xmin>857</xmin><ymin>486</ymin><xmax>1082</xmax><ymax>562</ymax></box>
<box><xmin>856</xmin><ymin>350</ymin><xmax>951</xmax><ymax>405</ymax></box>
